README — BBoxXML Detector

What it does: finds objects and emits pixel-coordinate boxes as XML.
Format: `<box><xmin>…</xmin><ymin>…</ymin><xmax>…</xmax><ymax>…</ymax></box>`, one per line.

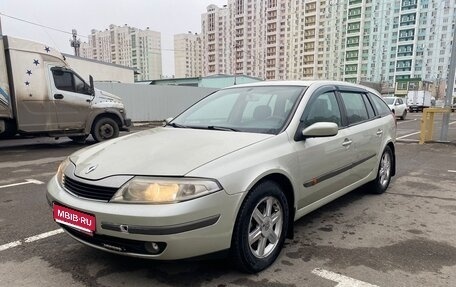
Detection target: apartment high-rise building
<box><xmin>201</xmin><ymin>0</ymin><xmax>455</xmax><ymax>92</ymax></box>
<box><xmin>174</xmin><ymin>32</ymin><xmax>203</xmax><ymax>78</ymax></box>
<box><xmin>81</xmin><ymin>24</ymin><xmax>162</xmax><ymax>81</ymax></box>
<box><xmin>202</xmin><ymin>1</ymin><xmax>288</xmax><ymax>80</ymax></box>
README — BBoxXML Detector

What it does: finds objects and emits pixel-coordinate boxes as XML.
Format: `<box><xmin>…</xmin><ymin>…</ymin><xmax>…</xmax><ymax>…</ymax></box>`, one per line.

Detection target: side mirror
<box><xmin>89</xmin><ymin>75</ymin><xmax>95</xmax><ymax>96</ymax></box>
<box><xmin>301</xmin><ymin>122</ymin><xmax>338</xmax><ymax>138</ymax></box>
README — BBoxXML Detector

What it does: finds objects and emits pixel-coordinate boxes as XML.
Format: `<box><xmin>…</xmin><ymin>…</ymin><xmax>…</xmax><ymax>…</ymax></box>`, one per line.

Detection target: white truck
<box><xmin>0</xmin><ymin>36</ymin><xmax>131</xmax><ymax>142</ymax></box>
<box><xmin>406</xmin><ymin>90</ymin><xmax>432</xmax><ymax>112</ymax></box>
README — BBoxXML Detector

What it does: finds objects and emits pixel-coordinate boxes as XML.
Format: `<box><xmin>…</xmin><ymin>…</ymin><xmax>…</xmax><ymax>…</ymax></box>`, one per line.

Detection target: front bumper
<box><xmin>120</xmin><ymin>118</ymin><xmax>132</xmax><ymax>131</ymax></box>
<box><xmin>46</xmin><ymin>176</ymin><xmax>244</xmax><ymax>259</ymax></box>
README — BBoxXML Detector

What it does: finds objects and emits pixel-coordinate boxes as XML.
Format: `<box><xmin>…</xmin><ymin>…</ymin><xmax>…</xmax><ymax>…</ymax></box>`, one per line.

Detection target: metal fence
<box><xmin>95</xmin><ymin>83</ymin><xmax>217</xmax><ymax>122</ymax></box>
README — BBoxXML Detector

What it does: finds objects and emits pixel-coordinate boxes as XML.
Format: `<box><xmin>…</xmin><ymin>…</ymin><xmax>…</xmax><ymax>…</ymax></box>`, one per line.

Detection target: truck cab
<box><xmin>0</xmin><ymin>36</ymin><xmax>131</xmax><ymax>142</ymax></box>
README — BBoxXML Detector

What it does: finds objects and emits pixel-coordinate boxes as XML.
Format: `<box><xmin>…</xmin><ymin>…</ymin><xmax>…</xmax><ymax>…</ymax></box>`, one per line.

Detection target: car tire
<box><xmin>368</xmin><ymin>146</ymin><xmax>393</xmax><ymax>194</ymax></box>
<box><xmin>400</xmin><ymin>110</ymin><xmax>407</xmax><ymax>120</ymax></box>
<box><xmin>91</xmin><ymin>117</ymin><xmax>119</xmax><ymax>142</ymax></box>
<box><xmin>231</xmin><ymin>180</ymin><xmax>289</xmax><ymax>273</ymax></box>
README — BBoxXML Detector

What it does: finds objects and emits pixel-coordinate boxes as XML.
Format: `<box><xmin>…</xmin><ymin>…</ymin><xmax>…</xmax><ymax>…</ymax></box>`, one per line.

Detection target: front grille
<box><xmin>63</xmin><ymin>175</ymin><xmax>118</xmax><ymax>201</ymax></box>
<box><xmin>61</xmin><ymin>225</ymin><xmax>166</xmax><ymax>255</ymax></box>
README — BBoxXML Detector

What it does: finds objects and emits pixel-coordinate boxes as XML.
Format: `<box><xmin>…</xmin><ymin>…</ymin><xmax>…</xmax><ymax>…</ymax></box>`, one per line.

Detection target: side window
<box><xmin>362</xmin><ymin>93</ymin><xmax>376</xmax><ymax>119</ymax></box>
<box><xmin>52</xmin><ymin>69</ymin><xmax>89</xmax><ymax>95</ymax></box>
<box><xmin>340</xmin><ymin>91</ymin><xmax>369</xmax><ymax>125</ymax></box>
<box><xmin>52</xmin><ymin>70</ymin><xmax>74</xmax><ymax>92</ymax></box>
<box><xmin>397</xmin><ymin>99</ymin><xmax>403</xmax><ymax>105</ymax></box>
<box><xmin>304</xmin><ymin>91</ymin><xmax>342</xmax><ymax>127</ymax></box>
<box><xmin>369</xmin><ymin>93</ymin><xmax>392</xmax><ymax>116</ymax></box>
<box><xmin>74</xmin><ymin>75</ymin><xmax>86</xmax><ymax>94</ymax></box>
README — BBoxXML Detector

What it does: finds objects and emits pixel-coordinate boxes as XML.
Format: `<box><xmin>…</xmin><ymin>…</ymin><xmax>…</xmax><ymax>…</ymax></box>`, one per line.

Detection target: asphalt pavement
<box><xmin>0</xmin><ymin>115</ymin><xmax>455</xmax><ymax>287</ymax></box>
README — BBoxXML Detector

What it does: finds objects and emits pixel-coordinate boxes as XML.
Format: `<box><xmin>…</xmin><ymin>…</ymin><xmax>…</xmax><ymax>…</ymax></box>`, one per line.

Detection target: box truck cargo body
<box><xmin>406</xmin><ymin>90</ymin><xmax>432</xmax><ymax>112</ymax></box>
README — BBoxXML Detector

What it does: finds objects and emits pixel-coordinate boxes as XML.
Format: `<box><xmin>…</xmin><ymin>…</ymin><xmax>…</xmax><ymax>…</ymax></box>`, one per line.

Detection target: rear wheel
<box><xmin>231</xmin><ymin>180</ymin><xmax>289</xmax><ymax>273</ymax></box>
<box><xmin>400</xmin><ymin>109</ymin><xmax>407</xmax><ymax>120</ymax></box>
<box><xmin>68</xmin><ymin>135</ymin><xmax>88</xmax><ymax>143</ymax></box>
<box><xmin>91</xmin><ymin>117</ymin><xmax>119</xmax><ymax>142</ymax></box>
<box><xmin>0</xmin><ymin>120</ymin><xmax>17</xmax><ymax>139</ymax></box>
<box><xmin>368</xmin><ymin>146</ymin><xmax>393</xmax><ymax>194</ymax></box>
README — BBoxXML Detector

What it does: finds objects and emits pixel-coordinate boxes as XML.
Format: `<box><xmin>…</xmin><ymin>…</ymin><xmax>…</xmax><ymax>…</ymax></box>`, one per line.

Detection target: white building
<box><xmin>174</xmin><ymin>32</ymin><xmax>203</xmax><ymax>78</ymax></box>
<box><xmin>81</xmin><ymin>24</ymin><xmax>162</xmax><ymax>81</ymax></box>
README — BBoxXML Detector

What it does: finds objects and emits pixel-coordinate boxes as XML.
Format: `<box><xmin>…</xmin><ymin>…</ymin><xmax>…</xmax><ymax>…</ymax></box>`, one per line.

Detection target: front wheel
<box><xmin>231</xmin><ymin>180</ymin><xmax>289</xmax><ymax>273</ymax></box>
<box><xmin>91</xmin><ymin>117</ymin><xmax>119</xmax><ymax>142</ymax></box>
<box><xmin>368</xmin><ymin>146</ymin><xmax>393</xmax><ymax>194</ymax></box>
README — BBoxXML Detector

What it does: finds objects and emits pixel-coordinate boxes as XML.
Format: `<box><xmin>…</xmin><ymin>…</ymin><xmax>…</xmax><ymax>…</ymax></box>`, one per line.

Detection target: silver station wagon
<box><xmin>47</xmin><ymin>81</ymin><xmax>396</xmax><ymax>273</ymax></box>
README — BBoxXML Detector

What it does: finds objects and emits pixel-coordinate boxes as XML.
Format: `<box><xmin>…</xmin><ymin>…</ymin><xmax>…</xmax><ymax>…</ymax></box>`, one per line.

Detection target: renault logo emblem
<box><xmin>85</xmin><ymin>164</ymin><xmax>98</xmax><ymax>174</ymax></box>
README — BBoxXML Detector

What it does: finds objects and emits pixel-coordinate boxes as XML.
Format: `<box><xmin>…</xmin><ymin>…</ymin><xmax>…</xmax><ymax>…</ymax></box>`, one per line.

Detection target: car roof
<box><xmin>224</xmin><ymin>80</ymin><xmax>381</xmax><ymax>96</ymax></box>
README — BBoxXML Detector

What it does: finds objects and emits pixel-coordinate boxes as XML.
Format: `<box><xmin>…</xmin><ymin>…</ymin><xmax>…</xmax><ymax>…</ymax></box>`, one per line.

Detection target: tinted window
<box><xmin>369</xmin><ymin>93</ymin><xmax>392</xmax><ymax>116</ymax></box>
<box><xmin>52</xmin><ymin>69</ymin><xmax>89</xmax><ymax>95</ymax></box>
<box><xmin>340</xmin><ymin>92</ymin><xmax>369</xmax><ymax>125</ymax></box>
<box><xmin>397</xmin><ymin>98</ymin><xmax>403</xmax><ymax>105</ymax></box>
<box><xmin>53</xmin><ymin>71</ymin><xmax>74</xmax><ymax>92</ymax></box>
<box><xmin>362</xmin><ymin>93</ymin><xmax>376</xmax><ymax>118</ymax></box>
<box><xmin>304</xmin><ymin>91</ymin><xmax>342</xmax><ymax>127</ymax></box>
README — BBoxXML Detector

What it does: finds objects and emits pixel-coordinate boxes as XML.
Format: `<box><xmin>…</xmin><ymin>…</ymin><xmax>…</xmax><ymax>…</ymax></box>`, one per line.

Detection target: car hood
<box><xmin>70</xmin><ymin>127</ymin><xmax>273</xmax><ymax>180</ymax></box>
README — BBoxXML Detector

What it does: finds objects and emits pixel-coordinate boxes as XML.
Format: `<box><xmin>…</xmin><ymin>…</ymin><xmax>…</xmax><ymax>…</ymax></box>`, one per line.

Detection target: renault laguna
<box><xmin>47</xmin><ymin>81</ymin><xmax>396</xmax><ymax>273</ymax></box>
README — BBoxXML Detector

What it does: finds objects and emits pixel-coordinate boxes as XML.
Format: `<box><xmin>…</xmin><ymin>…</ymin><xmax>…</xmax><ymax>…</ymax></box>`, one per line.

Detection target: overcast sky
<box><xmin>0</xmin><ymin>0</ymin><xmax>228</xmax><ymax>76</ymax></box>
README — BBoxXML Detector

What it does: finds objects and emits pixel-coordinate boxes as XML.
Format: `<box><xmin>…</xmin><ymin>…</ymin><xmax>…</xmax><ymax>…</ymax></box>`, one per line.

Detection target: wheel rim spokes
<box><xmin>379</xmin><ymin>152</ymin><xmax>391</xmax><ymax>187</ymax></box>
<box><xmin>248</xmin><ymin>196</ymin><xmax>283</xmax><ymax>258</ymax></box>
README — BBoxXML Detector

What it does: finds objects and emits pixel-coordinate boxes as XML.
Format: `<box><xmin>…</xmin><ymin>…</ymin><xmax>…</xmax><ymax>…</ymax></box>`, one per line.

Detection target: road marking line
<box><xmin>0</xmin><ymin>229</ymin><xmax>63</xmax><ymax>252</ymax></box>
<box><xmin>449</xmin><ymin>170</ymin><xmax>456</xmax><ymax>173</ymax></box>
<box><xmin>0</xmin><ymin>240</ymin><xmax>22</xmax><ymax>252</ymax></box>
<box><xmin>24</xmin><ymin>229</ymin><xmax>64</xmax><ymax>243</ymax></box>
<box><xmin>312</xmin><ymin>268</ymin><xmax>379</xmax><ymax>287</ymax></box>
<box><xmin>397</xmin><ymin>131</ymin><xmax>420</xmax><ymax>139</ymax></box>
<box><xmin>397</xmin><ymin>118</ymin><xmax>416</xmax><ymax>125</ymax></box>
<box><xmin>0</xmin><ymin>179</ymin><xmax>44</xmax><ymax>189</ymax></box>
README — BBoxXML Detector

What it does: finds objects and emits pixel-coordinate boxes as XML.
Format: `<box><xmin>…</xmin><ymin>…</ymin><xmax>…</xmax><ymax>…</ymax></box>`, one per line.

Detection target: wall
<box><xmin>95</xmin><ymin>83</ymin><xmax>217</xmax><ymax>121</ymax></box>
<box><xmin>64</xmin><ymin>54</ymin><xmax>135</xmax><ymax>83</ymax></box>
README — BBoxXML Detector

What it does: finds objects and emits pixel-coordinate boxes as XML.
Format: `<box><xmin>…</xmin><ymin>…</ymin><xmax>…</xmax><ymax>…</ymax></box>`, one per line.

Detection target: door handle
<box><xmin>376</xmin><ymin>129</ymin><xmax>383</xmax><ymax>136</ymax></box>
<box><xmin>342</xmin><ymin>139</ymin><xmax>352</xmax><ymax>147</ymax></box>
<box><xmin>54</xmin><ymin>94</ymin><xmax>64</xmax><ymax>99</ymax></box>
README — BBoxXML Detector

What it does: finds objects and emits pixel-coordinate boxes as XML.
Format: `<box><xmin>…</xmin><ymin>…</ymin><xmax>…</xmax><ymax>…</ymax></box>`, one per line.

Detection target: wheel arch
<box><xmin>244</xmin><ymin>172</ymin><xmax>296</xmax><ymax>239</ymax></box>
<box><xmin>387</xmin><ymin>141</ymin><xmax>396</xmax><ymax>176</ymax></box>
<box><xmin>86</xmin><ymin>110</ymin><xmax>123</xmax><ymax>133</ymax></box>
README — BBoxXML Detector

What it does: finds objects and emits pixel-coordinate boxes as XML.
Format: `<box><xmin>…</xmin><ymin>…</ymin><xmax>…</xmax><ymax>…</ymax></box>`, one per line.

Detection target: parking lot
<box><xmin>1</xmin><ymin>112</ymin><xmax>455</xmax><ymax>287</ymax></box>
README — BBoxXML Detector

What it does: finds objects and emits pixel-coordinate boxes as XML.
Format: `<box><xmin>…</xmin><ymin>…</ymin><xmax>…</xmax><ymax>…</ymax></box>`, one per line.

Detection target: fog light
<box><xmin>145</xmin><ymin>242</ymin><xmax>163</xmax><ymax>254</ymax></box>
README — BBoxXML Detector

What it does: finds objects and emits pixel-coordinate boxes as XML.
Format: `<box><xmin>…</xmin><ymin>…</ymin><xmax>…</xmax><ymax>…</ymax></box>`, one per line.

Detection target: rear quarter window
<box><xmin>368</xmin><ymin>93</ymin><xmax>392</xmax><ymax>116</ymax></box>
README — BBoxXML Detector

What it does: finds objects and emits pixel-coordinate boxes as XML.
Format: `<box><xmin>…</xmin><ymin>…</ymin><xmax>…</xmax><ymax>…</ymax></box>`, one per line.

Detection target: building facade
<box><xmin>200</xmin><ymin>0</ymin><xmax>455</xmax><ymax>95</ymax></box>
<box><xmin>81</xmin><ymin>24</ymin><xmax>162</xmax><ymax>81</ymax></box>
<box><xmin>174</xmin><ymin>32</ymin><xmax>203</xmax><ymax>78</ymax></box>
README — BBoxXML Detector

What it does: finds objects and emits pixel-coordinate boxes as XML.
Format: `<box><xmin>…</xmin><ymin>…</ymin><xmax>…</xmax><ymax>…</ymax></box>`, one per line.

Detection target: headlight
<box><xmin>56</xmin><ymin>158</ymin><xmax>71</xmax><ymax>185</ymax></box>
<box><xmin>111</xmin><ymin>177</ymin><xmax>222</xmax><ymax>204</ymax></box>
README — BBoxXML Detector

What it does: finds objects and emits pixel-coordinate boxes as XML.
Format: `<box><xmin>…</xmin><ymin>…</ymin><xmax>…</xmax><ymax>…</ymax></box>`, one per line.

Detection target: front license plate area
<box><xmin>53</xmin><ymin>203</ymin><xmax>96</xmax><ymax>234</ymax></box>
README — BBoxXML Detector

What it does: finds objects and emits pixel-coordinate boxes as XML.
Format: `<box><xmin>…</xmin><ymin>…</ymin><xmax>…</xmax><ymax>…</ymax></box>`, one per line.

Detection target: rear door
<box><xmin>49</xmin><ymin>67</ymin><xmax>92</xmax><ymax>130</ymax></box>
<box><xmin>337</xmin><ymin>88</ymin><xmax>381</xmax><ymax>182</ymax></box>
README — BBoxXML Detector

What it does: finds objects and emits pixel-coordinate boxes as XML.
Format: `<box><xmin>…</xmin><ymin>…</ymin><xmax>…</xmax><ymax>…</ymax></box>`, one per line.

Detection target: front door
<box><xmin>292</xmin><ymin>88</ymin><xmax>354</xmax><ymax>209</ymax></box>
<box><xmin>49</xmin><ymin>67</ymin><xmax>92</xmax><ymax>130</ymax></box>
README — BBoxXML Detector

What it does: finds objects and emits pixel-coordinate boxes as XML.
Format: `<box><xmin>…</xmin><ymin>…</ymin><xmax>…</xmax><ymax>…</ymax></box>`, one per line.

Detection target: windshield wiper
<box><xmin>167</xmin><ymin>122</ymin><xmax>188</xmax><ymax>128</ymax></box>
<box><xmin>207</xmin><ymin>126</ymin><xmax>240</xmax><ymax>132</ymax></box>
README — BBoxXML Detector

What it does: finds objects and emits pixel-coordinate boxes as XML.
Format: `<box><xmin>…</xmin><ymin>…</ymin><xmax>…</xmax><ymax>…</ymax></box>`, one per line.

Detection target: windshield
<box><xmin>170</xmin><ymin>86</ymin><xmax>306</xmax><ymax>134</ymax></box>
<box><xmin>383</xmin><ymin>98</ymin><xmax>395</xmax><ymax>105</ymax></box>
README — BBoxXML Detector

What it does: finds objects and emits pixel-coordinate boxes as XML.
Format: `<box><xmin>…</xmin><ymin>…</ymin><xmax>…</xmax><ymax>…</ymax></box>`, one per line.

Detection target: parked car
<box><xmin>384</xmin><ymin>97</ymin><xmax>407</xmax><ymax>120</ymax></box>
<box><xmin>47</xmin><ymin>81</ymin><xmax>396</xmax><ymax>273</ymax></box>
